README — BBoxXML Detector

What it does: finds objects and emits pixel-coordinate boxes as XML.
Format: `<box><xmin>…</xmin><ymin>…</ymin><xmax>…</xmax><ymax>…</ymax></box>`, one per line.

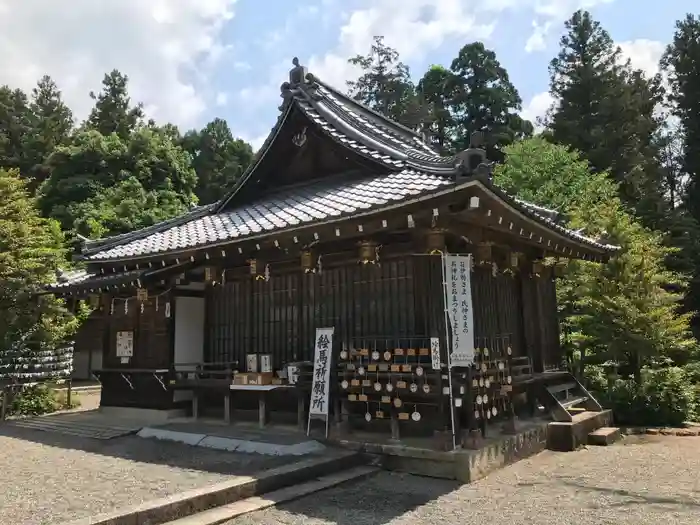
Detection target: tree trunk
<box><xmin>578</xmin><ymin>348</ymin><xmax>586</xmax><ymax>381</ymax></box>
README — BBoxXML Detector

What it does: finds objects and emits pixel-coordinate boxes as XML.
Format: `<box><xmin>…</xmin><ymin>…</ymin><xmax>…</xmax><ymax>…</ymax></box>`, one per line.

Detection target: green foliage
<box><xmin>661</xmin><ymin>14</ymin><xmax>700</xmax><ymax>332</ymax></box>
<box><xmin>595</xmin><ymin>367</ymin><xmax>696</xmax><ymax>427</ymax></box>
<box><xmin>8</xmin><ymin>384</ymin><xmax>80</xmax><ymax>417</ymax></box>
<box><xmin>0</xmin><ymin>77</ymin><xmax>74</xmax><ymax>192</ymax></box>
<box><xmin>40</xmin><ymin>127</ymin><xmax>197</xmax><ymax>237</ymax></box>
<box><xmin>87</xmin><ymin>70</ymin><xmax>144</xmax><ymax>140</ymax></box>
<box><xmin>180</xmin><ymin>118</ymin><xmax>254</xmax><ymax>205</ymax></box>
<box><xmin>443</xmin><ymin>42</ymin><xmax>532</xmax><ymax>154</ymax></box>
<box><xmin>495</xmin><ymin>138</ymin><xmax>696</xmax><ymax>380</ymax></box>
<box><xmin>346</xmin><ymin>36</ymin><xmax>427</xmax><ymax>130</ymax></box>
<box><xmin>0</xmin><ymin>169</ymin><xmax>81</xmax><ymax>359</ymax></box>
<box><xmin>27</xmin><ymin>76</ymin><xmax>74</xmax><ymax>190</ymax></box>
<box><xmin>0</xmin><ymin>86</ymin><xmax>35</xmax><ymax>175</ymax></box>
<box><xmin>546</xmin><ymin>10</ymin><xmax>668</xmax><ymax>230</ymax></box>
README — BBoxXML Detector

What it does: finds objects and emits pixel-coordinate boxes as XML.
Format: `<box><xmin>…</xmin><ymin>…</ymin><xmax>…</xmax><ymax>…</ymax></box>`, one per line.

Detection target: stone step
<box><xmin>163</xmin><ymin>465</ymin><xmax>380</xmax><ymax>525</ymax></box>
<box><xmin>60</xmin><ymin>450</ymin><xmax>368</xmax><ymax>525</ymax></box>
<box><xmin>588</xmin><ymin>426</ymin><xmax>621</xmax><ymax>446</ymax></box>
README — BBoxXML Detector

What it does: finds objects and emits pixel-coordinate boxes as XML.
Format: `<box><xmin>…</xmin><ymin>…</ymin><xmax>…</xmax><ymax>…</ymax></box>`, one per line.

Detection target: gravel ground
<box><xmin>0</xmin><ymin>424</ymin><xmax>303</xmax><ymax>525</ymax></box>
<box><xmin>229</xmin><ymin>435</ymin><xmax>700</xmax><ymax>525</ymax></box>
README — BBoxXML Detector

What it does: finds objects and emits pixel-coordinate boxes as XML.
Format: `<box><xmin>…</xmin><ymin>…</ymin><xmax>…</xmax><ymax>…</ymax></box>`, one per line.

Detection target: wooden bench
<box><xmin>228</xmin><ymin>384</ymin><xmax>303</xmax><ymax>429</ymax></box>
<box><xmin>170</xmin><ymin>362</ymin><xmax>237</xmax><ymax>422</ymax></box>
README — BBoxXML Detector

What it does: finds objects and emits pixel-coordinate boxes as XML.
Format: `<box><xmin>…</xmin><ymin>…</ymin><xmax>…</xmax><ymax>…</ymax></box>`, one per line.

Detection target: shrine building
<box><xmin>45</xmin><ymin>59</ymin><xmax>617</xmax><ymax>448</ymax></box>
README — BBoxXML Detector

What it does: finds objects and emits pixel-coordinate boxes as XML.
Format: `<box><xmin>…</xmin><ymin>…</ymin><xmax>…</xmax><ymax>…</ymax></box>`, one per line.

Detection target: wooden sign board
<box><xmin>307</xmin><ymin>327</ymin><xmax>334</xmax><ymax>438</ymax></box>
<box><xmin>430</xmin><ymin>337</ymin><xmax>441</xmax><ymax>370</ymax></box>
<box><xmin>443</xmin><ymin>254</ymin><xmax>475</xmax><ymax>367</ymax></box>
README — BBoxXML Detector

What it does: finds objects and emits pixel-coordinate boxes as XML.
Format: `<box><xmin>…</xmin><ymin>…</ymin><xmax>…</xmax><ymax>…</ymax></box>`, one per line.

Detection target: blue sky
<box><xmin>0</xmin><ymin>0</ymin><xmax>696</xmax><ymax>148</ymax></box>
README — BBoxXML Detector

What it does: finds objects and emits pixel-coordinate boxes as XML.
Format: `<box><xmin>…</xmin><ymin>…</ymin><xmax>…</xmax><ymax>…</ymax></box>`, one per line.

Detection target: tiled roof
<box><xmin>83</xmin><ymin>203</ymin><xmax>216</xmax><ymax>253</ymax></box>
<box><xmin>45</xmin><ymin>269</ymin><xmax>147</xmax><ymax>292</ymax></box>
<box><xmin>85</xmin><ymin>169</ymin><xmax>451</xmax><ymax>261</ymax></box>
<box><xmin>76</xmin><ymin>61</ymin><xmax>619</xmax><ymax>265</ymax></box>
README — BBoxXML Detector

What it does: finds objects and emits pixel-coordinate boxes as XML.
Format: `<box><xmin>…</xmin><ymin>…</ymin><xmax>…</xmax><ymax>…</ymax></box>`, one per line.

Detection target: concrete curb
<box><xmin>621</xmin><ymin>426</ymin><xmax>700</xmax><ymax>437</ymax></box>
<box><xmin>137</xmin><ymin>427</ymin><xmax>326</xmax><ymax>456</ymax></box>
<box><xmin>58</xmin><ymin>450</ymin><xmax>363</xmax><ymax>525</ymax></box>
<box><xmin>163</xmin><ymin>465</ymin><xmax>381</xmax><ymax>525</ymax></box>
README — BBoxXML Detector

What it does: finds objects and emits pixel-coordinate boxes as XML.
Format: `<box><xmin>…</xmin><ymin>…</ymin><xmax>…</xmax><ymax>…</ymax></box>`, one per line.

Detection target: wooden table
<box><xmin>229</xmin><ymin>384</ymin><xmax>301</xmax><ymax>428</ymax></box>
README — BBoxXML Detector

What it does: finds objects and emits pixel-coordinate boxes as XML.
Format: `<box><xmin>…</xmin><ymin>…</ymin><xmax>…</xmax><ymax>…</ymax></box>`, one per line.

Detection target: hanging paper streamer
<box><xmin>106</xmin><ymin>288</ymin><xmax>172</xmax><ymax>316</ymax></box>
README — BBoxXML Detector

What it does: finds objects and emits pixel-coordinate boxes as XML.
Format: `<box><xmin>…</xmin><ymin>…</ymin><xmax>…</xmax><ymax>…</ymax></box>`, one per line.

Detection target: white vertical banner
<box><xmin>430</xmin><ymin>337</ymin><xmax>441</xmax><ymax>370</ymax></box>
<box><xmin>443</xmin><ymin>254</ymin><xmax>475</xmax><ymax>367</ymax></box>
<box><xmin>308</xmin><ymin>327</ymin><xmax>334</xmax><ymax>437</ymax></box>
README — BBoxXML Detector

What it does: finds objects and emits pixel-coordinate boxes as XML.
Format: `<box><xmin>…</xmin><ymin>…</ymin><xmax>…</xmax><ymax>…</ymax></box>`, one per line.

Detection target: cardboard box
<box><xmin>246</xmin><ymin>372</ymin><xmax>274</xmax><ymax>385</ymax></box>
<box><xmin>232</xmin><ymin>374</ymin><xmax>249</xmax><ymax>385</ymax></box>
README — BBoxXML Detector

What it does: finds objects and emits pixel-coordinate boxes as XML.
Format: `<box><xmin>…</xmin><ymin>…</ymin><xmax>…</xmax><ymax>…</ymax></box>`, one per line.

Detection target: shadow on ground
<box><xmin>236</xmin><ymin>472</ymin><xmax>461</xmax><ymax>525</ymax></box>
<box><xmin>516</xmin><ymin>476</ymin><xmax>700</xmax><ymax>512</ymax></box>
<box><xmin>0</xmin><ymin>416</ymin><xmax>304</xmax><ymax>476</ymax></box>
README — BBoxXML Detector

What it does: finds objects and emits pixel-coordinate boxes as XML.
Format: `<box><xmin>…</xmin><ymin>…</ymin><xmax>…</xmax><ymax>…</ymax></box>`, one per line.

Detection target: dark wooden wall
<box><xmin>521</xmin><ymin>267</ymin><xmax>561</xmax><ymax>371</ymax></box>
<box><xmin>102</xmin><ymin>296</ymin><xmax>171</xmax><ymax>369</ymax></box>
<box><xmin>205</xmin><ymin>256</ymin><xmax>441</xmax><ymax>366</ymax></box>
<box><xmin>98</xmin><ymin>295</ymin><xmax>174</xmax><ymax>410</ymax></box>
<box><xmin>471</xmin><ymin>267</ymin><xmax>526</xmax><ymax>358</ymax></box>
<box><xmin>204</xmin><ymin>255</ymin><xmax>556</xmax><ymax>369</ymax></box>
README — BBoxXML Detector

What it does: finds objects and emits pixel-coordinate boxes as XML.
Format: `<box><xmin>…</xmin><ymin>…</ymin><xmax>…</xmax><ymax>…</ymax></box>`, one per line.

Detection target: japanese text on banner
<box><xmin>309</xmin><ymin>327</ymin><xmax>334</xmax><ymax>416</ymax></box>
<box><xmin>443</xmin><ymin>254</ymin><xmax>475</xmax><ymax>366</ymax></box>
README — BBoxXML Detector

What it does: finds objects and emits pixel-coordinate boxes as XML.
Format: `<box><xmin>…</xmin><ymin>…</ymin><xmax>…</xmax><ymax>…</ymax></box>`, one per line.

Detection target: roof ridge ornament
<box><xmin>454</xmin><ymin>131</ymin><xmax>493</xmax><ymax>181</ymax></box>
<box><xmin>280</xmin><ymin>57</ymin><xmax>316</xmax><ymax>110</ymax></box>
<box><xmin>289</xmin><ymin>57</ymin><xmax>308</xmax><ymax>86</ymax></box>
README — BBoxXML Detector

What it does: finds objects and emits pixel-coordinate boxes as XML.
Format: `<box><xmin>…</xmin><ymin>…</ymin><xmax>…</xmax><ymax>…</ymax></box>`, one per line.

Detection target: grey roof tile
<box><xmin>46</xmin><ymin>268</ymin><xmax>146</xmax><ymax>292</ymax></box>
<box><xmin>80</xmin><ymin>66</ymin><xmax>619</xmax><ymax>265</ymax></box>
<box><xmin>86</xmin><ymin>170</ymin><xmax>451</xmax><ymax>261</ymax></box>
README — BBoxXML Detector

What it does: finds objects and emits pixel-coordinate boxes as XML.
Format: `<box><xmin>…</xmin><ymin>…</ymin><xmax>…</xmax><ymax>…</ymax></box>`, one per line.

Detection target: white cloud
<box><xmin>233</xmin><ymin>61</ymin><xmax>252</xmax><ymax>71</ymax></box>
<box><xmin>215</xmin><ymin>92</ymin><xmax>229</xmax><ymax>106</ymax></box>
<box><xmin>308</xmin><ymin>0</ymin><xmax>621</xmax><ymax>88</ymax></box>
<box><xmin>308</xmin><ymin>1</ymin><xmax>497</xmax><ymax>88</ymax></box>
<box><xmin>525</xmin><ymin>20</ymin><xmax>551</xmax><ymax>53</ymax></box>
<box><xmin>0</xmin><ymin>0</ymin><xmax>237</xmax><ymax>128</ymax></box>
<box><xmin>618</xmin><ymin>39</ymin><xmax>665</xmax><ymax>77</ymax></box>
<box><xmin>522</xmin><ymin>0</ymin><xmax>615</xmax><ymax>54</ymax></box>
<box><xmin>521</xmin><ymin>91</ymin><xmax>555</xmax><ymax>131</ymax></box>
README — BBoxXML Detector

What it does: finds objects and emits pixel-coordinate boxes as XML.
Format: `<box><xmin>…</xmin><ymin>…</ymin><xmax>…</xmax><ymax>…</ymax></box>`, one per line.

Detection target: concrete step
<box><xmin>547</xmin><ymin>409</ymin><xmax>614</xmax><ymax>451</ymax></box>
<box><xmin>163</xmin><ymin>465</ymin><xmax>380</xmax><ymax>525</ymax></box>
<box><xmin>588</xmin><ymin>426</ymin><xmax>622</xmax><ymax>446</ymax></box>
<box><xmin>60</xmin><ymin>450</ymin><xmax>368</xmax><ymax>525</ymax></box>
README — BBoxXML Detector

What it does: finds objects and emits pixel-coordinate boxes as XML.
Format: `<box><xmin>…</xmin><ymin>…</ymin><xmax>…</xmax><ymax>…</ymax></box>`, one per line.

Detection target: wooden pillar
<box><xmin>297</xmin><ymin>390</ymin><xmax>306</xmax><ymax>431</ymax></box>
<box><xmin>520</xmin><ymin>274</ymin><xmax>545</xmax><ymax>373</ymax></box>
<box><xmin>101</xmin><ymin>296</ymin><xmax>112</xmax><ymax>372</ymax></box>
<box><xmin>168</xmin><ymin>291</ymin><xmax>177</xmax><ymax>368</ymax></box>
<box><xmin>224</xmin><ymin>391</ymin><xmax>231</xmax><ymax>424</ymax></box>
<box><xmin>258</xmin><ymin>392</ymin><xmax>268</xmax><ymax>428</ymax></box>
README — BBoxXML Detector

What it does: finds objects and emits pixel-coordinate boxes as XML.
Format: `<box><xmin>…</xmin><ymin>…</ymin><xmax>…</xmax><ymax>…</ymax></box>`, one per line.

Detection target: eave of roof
<box><xmin>80</xmin><ymin>175</ymin><xmax>618</xmax><ymax>264</ymax></box>
<box><xmin>80</xmin><ymin>202</ymin><xmax>218</xmax><ymax>257</ymax></box>
<box><xmin>44</xmin><ymin>268</ymin><xmax>147</xmax><ymax>294</ymax></box>
<box><xmin>75</xmin><ymin>59</ymin><xmax>619</xmax><ymax>265</ymax></box>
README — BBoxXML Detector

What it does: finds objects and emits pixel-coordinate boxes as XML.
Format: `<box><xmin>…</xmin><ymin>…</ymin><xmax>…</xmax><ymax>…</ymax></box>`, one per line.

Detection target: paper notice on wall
<box><xmin>116</xmin><ymin>331</ymin><xmax>134</xmax><ymax>358</ymax></box>
<box><xmin>442</xmin><ymin>254</ymin><xmax>475</xmax><ymax>367</ymax></box>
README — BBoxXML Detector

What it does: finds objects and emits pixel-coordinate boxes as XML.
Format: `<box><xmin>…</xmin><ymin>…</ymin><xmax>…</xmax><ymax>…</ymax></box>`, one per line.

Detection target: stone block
<box><xmin>587</xmin><ymin>426</ymin><xmax>621</xmax><ymax>446</ymax></box>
